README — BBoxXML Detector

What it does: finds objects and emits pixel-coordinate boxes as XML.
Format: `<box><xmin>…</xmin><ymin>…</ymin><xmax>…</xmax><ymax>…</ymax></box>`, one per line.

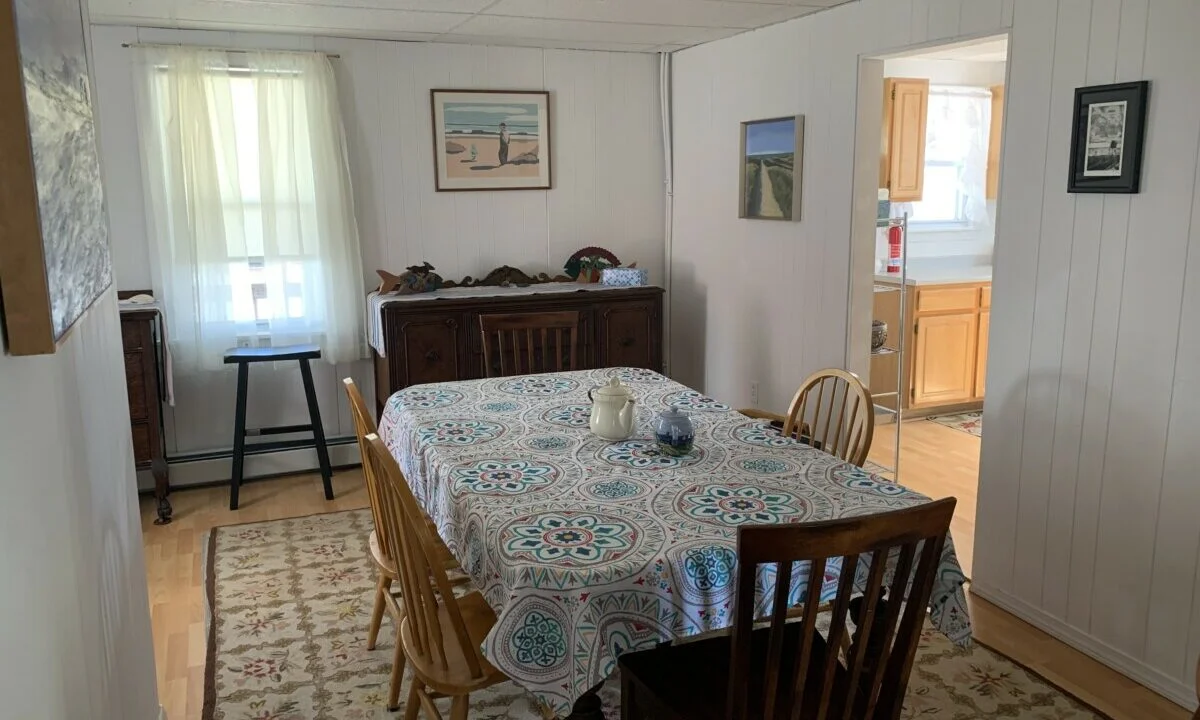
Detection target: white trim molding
<box><xmin>971</xmin><ymin>583</ymin><xmax>1197</xmax><ymax>712</ymax></box>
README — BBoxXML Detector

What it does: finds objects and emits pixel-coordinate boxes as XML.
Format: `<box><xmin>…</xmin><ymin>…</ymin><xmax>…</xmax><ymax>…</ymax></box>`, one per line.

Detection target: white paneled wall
<box><xmin>89</xmin><ymin>25</ymin><xmax>664</xmax><ymax>462</ymax></box>
<box><xmin>671</xmin><ymin>0</ymin><xmax>1200</xmax><ymax>709</ymax></box>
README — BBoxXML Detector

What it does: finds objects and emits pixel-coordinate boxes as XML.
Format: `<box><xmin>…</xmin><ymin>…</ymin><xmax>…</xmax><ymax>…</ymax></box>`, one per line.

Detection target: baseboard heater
<box><xmin>136</xmin><ymin>436</ymin><xmax>361</xmax><ymax>493</ymax></box>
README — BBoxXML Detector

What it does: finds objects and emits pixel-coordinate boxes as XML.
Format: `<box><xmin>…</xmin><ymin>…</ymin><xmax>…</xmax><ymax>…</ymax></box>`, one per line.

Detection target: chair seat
<box><xmin>370</xmin><ymin>528</ymin><xmax>464</xmax><ymax>576</ymax></box>
<box><xmin>223</xmin><ymin>344</ymin><xmax>322</xmax><ymax>363</ymax></box>
<box><xmin>619</xmin><ymin>621</ymin><xmax>851</xmax><ymax>720</ymax></box>
<box><xmin>401</xmin><ymin>590</ymin><xmax>508</xmax><ymax>694</ymax></box>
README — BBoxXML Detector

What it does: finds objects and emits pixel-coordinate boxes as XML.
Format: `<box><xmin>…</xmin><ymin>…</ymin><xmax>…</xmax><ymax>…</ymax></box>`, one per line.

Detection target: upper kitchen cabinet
<box><xmin>880</xmin><ymin>78</ymin><xmax>930</xmax><ymax>202</ymax></box>
<box><xmin>986</xmin><ymin>85</ymin><xmax>1005</xmax><ymax>199</ymax></box>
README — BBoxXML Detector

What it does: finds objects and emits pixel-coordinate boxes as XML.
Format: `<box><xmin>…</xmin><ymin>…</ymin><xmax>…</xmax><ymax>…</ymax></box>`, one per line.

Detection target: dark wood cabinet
<box><xmin>372</xmin><ymin>286</ymin><xmax>663</xmax><ymax>415</ymax></box>
<box><xmin>119</xmin><ymin>303</ymin><xmax>172</xmax><ymax>525</ymax></box>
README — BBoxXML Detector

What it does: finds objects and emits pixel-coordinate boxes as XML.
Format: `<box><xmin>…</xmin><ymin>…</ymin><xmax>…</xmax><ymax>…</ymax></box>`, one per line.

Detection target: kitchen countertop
<box><xmin>875</xmin><ymin>266</ymin><xmax>992</xmax><ymax>286</ymax></box>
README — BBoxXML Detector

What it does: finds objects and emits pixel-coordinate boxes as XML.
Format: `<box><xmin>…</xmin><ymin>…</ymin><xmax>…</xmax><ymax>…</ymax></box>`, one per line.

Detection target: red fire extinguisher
<box><xmin>887</xmin><ymin>225</ymin><xmax>902</xmax><ymax>274</ymax></box>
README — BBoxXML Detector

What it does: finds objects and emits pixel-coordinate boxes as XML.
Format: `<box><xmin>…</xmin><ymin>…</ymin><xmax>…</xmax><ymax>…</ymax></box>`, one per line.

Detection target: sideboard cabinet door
<box><xmin>597</xmin><ymin>300</ymin><xmax>660</xmax><ymax>370</ymax></box>
<box><xmin>389</xmin><ymin>313</ymin><xmax>467</xmax><ymax>389</ymax></box>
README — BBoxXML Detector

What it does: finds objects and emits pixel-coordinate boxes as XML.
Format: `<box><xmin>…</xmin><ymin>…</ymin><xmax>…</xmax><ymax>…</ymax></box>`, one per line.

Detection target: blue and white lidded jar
<box><xmin>654</xmin><ymin>407</ymin><xmax>695</xmax><ymax>457</ymax></box>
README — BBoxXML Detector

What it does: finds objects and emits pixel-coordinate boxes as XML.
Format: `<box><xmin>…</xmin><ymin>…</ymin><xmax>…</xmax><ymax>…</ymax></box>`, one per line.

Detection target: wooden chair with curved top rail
<box><xmin>619</xmin><ymin>498</ymin><xmax>957</xmax><ymax>720</ymax></box>
<box><xmin>343</xmin><ymin>378</ymin><xmax>468</xmax><ymax>711</ymax></box>
<box><xmin>364</xmin><ymin>432</ymin><xmax>511</xmax><ymax>720</ymax></box>
<box><xmin>479</xmin><ymin>310</ymin><xmax>581</xmax><ymax>377</ymax></box>
<box><xmin>740</xmin><ymin>368</ymin><xmax>875</xmax><ymax>468</ymax></box>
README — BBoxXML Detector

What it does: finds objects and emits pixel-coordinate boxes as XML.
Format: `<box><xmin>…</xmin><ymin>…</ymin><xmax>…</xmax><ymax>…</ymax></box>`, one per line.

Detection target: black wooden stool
<box><xmin>223</xmin><ymin>344</ymin><xmax>334</xmax><ymax>510</ymax></box>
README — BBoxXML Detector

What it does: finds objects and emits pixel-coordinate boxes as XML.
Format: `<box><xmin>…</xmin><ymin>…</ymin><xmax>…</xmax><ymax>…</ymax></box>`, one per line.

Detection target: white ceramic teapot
<box><xmin>588</xmin><ymin>376</ymin><xmax>637</xmax><ymax>441</ymax></box>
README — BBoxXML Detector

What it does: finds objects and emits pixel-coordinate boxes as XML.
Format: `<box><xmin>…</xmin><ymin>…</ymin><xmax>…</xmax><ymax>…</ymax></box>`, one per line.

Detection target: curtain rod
<box><xmin>121</xmin><ymin>42</ymin><xmax>340</xmax><ymax>59</ymax></box>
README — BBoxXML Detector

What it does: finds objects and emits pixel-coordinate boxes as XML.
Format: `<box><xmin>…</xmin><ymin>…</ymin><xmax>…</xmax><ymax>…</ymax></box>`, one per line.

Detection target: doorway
<box><xmin>850</xmin><ymin>34</ymin><xmax>1010</xmax><ymax>579</ymax></box>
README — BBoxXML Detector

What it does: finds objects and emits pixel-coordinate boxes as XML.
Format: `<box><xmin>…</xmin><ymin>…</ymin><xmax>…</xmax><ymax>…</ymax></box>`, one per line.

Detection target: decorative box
<box><xmin>601</xmin><ymin>268</ymin><xmax>649</xmax><ymax>287</ymax></box>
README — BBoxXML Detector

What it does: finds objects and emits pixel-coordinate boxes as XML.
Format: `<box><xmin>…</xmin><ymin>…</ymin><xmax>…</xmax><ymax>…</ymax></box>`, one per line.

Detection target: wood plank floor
<box><xmin>141</xmin><ymin>424</ymin><xmax>1190</xmax><ymax>719</ymax></box>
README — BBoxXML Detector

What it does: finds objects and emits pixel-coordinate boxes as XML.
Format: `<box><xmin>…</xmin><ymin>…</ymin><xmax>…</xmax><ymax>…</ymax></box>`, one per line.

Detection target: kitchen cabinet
<box><xmin>987</xmin><ymin>85</ymin><xmax>1005</xmax><ymax>200</ymax></box>
<box><xmin>870</xmin><ymin>280</ymin><xmax>990</xmax><ymax>412</ymax></box>
<box><xmin>880</xmin><ymin>78</ymin><xmax>930</xmax><ymax>202</ymax></box>
<box><xmin>913</xmin><ymin>312</ymin><xmax>978</xmax><ymax>407</ymax></box>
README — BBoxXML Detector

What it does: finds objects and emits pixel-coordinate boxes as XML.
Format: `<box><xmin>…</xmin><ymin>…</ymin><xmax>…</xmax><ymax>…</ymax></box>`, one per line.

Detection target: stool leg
<box><xmin>230</xmin><ymin>362</ymin><xmax>250</xmax><ymax>510</ymax></box>
<box><xmin>299</xmin><ymin>358</ymin><xmax>334</xmax><ymax>499</ymax></box>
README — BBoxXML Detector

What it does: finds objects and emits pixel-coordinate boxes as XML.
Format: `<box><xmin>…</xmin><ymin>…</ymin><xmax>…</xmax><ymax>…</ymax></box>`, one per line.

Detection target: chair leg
<box><xmin>229</xmin><ymin>362</ymin><xmax>250</xmax><ymax>510</ymax></box>
<box><xmin>450</xmin><ymin>695</ymin><xmax>469</xmax><ymax>720</ymax></box>
<box><xmin>367</xmin><ymin>573</ymin><xmax>389</xmax><ymax>650</ymax></box>
<box><xmin>403</xmin><ymin>681</ymin><xmax>422</xmax><ymax>720</ymax></box>
<box><xmin>298</xmin><ymin>358</ymin><xmax>334</xmax><ymax>500</ymax></box>
<box><xmin>388</xmin><ymin>630</ymin><xmax>406</xmax><ymax>711</ymax></box>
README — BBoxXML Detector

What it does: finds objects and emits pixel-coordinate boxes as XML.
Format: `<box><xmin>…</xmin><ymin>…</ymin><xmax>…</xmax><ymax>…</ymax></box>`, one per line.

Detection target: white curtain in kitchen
<box><xmin>132</xmin><ymin>46</ymin><xmax>365</xmax><ymax>371</ymax></box>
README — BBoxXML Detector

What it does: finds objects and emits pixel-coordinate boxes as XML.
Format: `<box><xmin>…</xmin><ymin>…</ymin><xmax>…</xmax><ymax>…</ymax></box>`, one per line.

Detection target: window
<box><xmin>135</xmin><ymin>48</ymin><xmax>365</xmax><ymax>370</ymax></box>
<box><xmin>909</xmin><ymin>86</ymin><xmax>992</xmax><ymax>228</ymax></box>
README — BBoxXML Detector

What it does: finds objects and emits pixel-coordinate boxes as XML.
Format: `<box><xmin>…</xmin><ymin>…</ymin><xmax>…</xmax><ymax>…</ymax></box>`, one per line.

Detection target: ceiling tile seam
<box><xmin>440</xmin><ymin>0</ymin><xmax>507</xmax><ymax>39</ymax></box>
<box><xmin>453</xmin><ymin>14</ymin><xmax>767</xmax><ymax>32</ymax></box>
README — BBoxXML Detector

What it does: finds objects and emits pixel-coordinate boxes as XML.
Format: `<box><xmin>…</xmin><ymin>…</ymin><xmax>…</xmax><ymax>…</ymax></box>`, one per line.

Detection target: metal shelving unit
<box><xmin>871</xmin><ymin>215</ymin><xmax>909</xmax><ymax>481</ymax></box>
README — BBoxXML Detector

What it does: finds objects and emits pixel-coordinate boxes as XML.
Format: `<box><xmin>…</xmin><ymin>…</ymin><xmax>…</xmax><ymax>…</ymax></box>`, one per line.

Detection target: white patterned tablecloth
<box><xmin>378</xmin><ymin>368</ymin><xmax>971</xmax><ymax>716</ymax></box>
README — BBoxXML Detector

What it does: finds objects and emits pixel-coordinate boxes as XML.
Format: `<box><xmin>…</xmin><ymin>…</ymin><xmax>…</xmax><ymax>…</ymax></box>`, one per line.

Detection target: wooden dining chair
<box><xmin>479</xmin><ymin>310</ymin><xmax>581</xmax><ymax>377</ymax></box>
<box><xmin>741</xmin><ymin>369</ymin><xmax>875</xmax><ymax>467</ymax></box>
<box><xmin>364</xmin><ymin>433</ymin><xmax>510</xmax><ymax>720</ymax></box>
<box><xmin>1193</xmin><ymin>654</ymin><xmax>1199</xmax><ymax>720</ymax></box>
<box><xmin>343</xmin><ymin>378</ymin><xmax>468</xmax><ymax>711</ymax></box>
<box><xmin>619</xmin><ymin>498</ymin><xmax>957</xmax><ymax>720</ymax></box>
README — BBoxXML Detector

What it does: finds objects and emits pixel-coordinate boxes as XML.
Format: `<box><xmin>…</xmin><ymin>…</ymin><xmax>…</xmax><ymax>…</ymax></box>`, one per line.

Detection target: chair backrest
<box><xmin>1194</xmin><ymin>655</ymin><xmax>1199</xmax><ymax>720</ymax></box>
<box><xmin>727</xmin><ymin>498</ymin><xmax>957</xmax><ymax>720</ymax></box>
<box><xmin>782</xmin><ymin>368</ymin><xmax>875</xmax><ymax>467</ymax></box>
<box><xmin>344</xmin><ymin>378</ymin><xmax>392</xmax><ymax>560</ymax></box>
<box><xmin>363</xmin><ymin>433</ymin><xmax>490</xmax><ymax>679</ymax></box>
<box><xmin>479</xmin><ymin>310</ymin><xmax>580</xmax><ymax>377</ymax></box>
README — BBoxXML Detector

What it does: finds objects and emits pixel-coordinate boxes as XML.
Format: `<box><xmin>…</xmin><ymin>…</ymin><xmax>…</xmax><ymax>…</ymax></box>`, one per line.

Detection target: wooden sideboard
<box><xmin>371</xmin><ymin>286</ymin><xmax>664</xmax><ymax>415</ymax></box>
<box><xmin>119</xmin><ymin>295</ymin><xmax>172</xmax><ymax>525</ymax></box>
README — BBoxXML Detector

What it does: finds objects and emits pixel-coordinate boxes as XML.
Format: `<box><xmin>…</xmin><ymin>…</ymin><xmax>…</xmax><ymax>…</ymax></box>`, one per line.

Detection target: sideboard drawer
<box><xmin>125</xmin><ymin>351</ymin><xmax>149</xmax><ymax>421</ymax></box>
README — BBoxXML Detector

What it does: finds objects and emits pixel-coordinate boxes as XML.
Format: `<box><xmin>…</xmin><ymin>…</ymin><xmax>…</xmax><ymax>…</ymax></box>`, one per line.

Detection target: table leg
<box><xmin>563</xmin><ymin>687</ymin><xmax>604</xmax><ymax>720</ymax></box>
<box><xmin>151</xmin><ymin>454</ymin><xmax>173</xmax><ymax>525</ymax></box>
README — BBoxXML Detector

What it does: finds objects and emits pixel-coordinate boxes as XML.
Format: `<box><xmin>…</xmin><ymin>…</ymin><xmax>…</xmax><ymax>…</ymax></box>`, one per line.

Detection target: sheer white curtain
<box><xmin>132</xmin><ymin>46</ymin><xmax>365</xmax><ymax>371</ymax></box>
<box><xmin>908</xmin><ymin>85</ymin><xmax>993</xmax><ymax>229</ymax></box>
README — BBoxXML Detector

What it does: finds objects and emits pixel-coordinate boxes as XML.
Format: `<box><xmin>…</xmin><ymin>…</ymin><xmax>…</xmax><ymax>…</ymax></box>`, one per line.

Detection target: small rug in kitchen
<box><xmin>928</xmin><ymin>411</ymin><xmax>983</xmax><ymax>437</ymax></box>
<box><xmin>204</xmin><ymin>509</ymin><xmax>1106</xmax><ymax>719</ymax></box>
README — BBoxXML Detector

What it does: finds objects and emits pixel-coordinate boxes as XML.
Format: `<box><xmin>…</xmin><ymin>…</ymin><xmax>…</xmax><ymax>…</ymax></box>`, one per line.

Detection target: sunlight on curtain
<box><xmin>132</xmin><ymin>47</ymin><xmax>365</xmax><ymax>371</ymax></box>
<box><xmin>908</xmin><ymin>86</ymin><xmax>992</xmax><ymax>229</ymax></box>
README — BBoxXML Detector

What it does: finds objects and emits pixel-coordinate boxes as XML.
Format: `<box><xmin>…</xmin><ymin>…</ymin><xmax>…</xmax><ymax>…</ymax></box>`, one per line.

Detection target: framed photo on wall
<box><xmin>739</xmin><ymin>115</ymin><xmax>804</xmax><ymax>221</ymax></box>
<box><xmin>430</xmin><ymin>89</ymin><xmax>552</xmax><ymax>191</ymax></box>
<box><xmin>1068</xmin><ymin>81</ymin><xmax>1150</xmax><ymax>194</ymax></box>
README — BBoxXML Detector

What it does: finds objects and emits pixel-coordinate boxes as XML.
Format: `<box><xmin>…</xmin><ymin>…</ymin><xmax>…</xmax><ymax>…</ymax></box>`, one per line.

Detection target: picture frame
<box><xmin>1068</xmin><ymin>81</ymin><xmax>1150</xmax><ymax>194</ymax></box>
<box><xmin>0</xmin><ymin>0</ymin><xmax>113</xmax><ymax>355</ymax></box>
<box><xmin>430</xmin><ymin>89</ymin><xmax>552</xmax><ymax>191</ymax></box>
<box><xmin>739</xmin><ymin>115</ymin><xmax>804</xmax><ymax>221</ymax></box>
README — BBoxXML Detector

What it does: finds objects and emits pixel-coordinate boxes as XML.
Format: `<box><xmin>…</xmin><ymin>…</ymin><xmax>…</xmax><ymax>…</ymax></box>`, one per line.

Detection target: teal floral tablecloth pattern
<box><xmin>378</xmin><ymin>369</ymin><xmax>971</xmax><ymax>716</ymax></box>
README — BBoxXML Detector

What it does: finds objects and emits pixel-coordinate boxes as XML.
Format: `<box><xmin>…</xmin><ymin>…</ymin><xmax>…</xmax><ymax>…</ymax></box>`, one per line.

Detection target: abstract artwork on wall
<box><xmin>430</xmin><ymin>89</ymin><xmax>552</xmax><ymax>191</ymax></box>
<box><xmin>0</xmin><ymin>0</ymin><xmax>112</xmax><ymax>355</ymax></box>
<box><xmin>739</xmin><ymin>115</ymin><xmax>804</xmax><ymax>221</ymax></box>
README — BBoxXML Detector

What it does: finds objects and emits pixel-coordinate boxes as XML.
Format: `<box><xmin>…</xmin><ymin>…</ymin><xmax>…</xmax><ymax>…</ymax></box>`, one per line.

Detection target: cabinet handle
<box><xmin>619</xmin><ymin>337</ymin><xmax>635</xmax><ymax>348</ymax></box>
<box><xmin>425</xmin><ymin>350</ymin><xmax>441</xmax><ymax>362</ymax></box>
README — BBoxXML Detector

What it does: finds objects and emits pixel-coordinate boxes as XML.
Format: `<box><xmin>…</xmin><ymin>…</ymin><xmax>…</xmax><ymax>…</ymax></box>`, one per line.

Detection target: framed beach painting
<box><xmin>0</xmin><ymin>0</ymin><xmax>112</xmax><ymax>355</ymax></box>
<box><xmin>1068</xmin><ymin>81</ymin><xmax>1149</xmax><ymax>194</ymax></box>
<box><xmin>739</xmin><ymin>115</ymin><xmax>804</xmax><ymax>221</ymax></box>
<box><xmin>430</xmin><ymin>89</ymin><xmax>552</xmax><ymax>191</ymax></box>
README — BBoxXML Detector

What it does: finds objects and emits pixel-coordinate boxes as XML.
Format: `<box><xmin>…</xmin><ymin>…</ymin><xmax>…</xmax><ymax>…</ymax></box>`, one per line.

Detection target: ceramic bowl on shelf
<box><xmin>872</xmin><ymin>320</ymin><xmax>888</xmax><ymax>351</ymax></box>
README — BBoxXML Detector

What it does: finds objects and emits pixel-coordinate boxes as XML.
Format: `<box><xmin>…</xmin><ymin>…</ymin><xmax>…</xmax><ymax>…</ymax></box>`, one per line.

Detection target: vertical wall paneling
<box><xmin>1040</xmin><ymin>0</ymin><xmax>1120</xmax><ymax>620</ymax></box>
<box><xmin>972</xmin><ymin>0</ymin><xmax>1057</xmax><ymax>593</ymax></box>
<box><xmin>1065</xmin><ymin>0</ymin><xmax>1149</xmax><ymax>633</ymax></box>
<box><xmin>1091</xmin><ymin>0</ymin><xmax>1198</xmax><ymax>659</ymax></box>
<box><xmin>1010</xmin><ymin>0</ymin><xmax>1088</xmax><ymax>606</ymax></box>
<box><xmin>91</xmin><ymin>27</ymin><xmax>664</xmax><ymax>461</ymax></box>
<box><xmin>671</xmin><ymin>0</ymin><xmax>1200</xmax><ymax>706</ymax></box>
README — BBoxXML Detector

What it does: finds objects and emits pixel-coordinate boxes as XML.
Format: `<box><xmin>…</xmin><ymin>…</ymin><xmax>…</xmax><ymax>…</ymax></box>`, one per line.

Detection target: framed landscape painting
<box><xmin>0</xmin><ymin>0</ymin><xmax>112</xmax><ymax>355</ymax></box>
<box><xmin>739</xmin><ymin>115</ymin><xmax>804</xmax><ymax>221</ymax></box>
<box><xmin>430</xmin><ymin>89</ymin><xmax>552</xmax><ymax>191</ymax></box>
<box><xmin>1068</xmin><ymin>81</ymin><xmax>1150</xmax><ymax>194</ymax></box>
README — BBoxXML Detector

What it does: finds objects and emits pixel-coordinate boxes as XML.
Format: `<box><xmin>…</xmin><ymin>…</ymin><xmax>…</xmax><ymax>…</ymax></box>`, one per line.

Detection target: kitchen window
<box><xmin>909</xmin><ymin>85</ymin><xmax>992</xmax><ymax>229</ymax></box>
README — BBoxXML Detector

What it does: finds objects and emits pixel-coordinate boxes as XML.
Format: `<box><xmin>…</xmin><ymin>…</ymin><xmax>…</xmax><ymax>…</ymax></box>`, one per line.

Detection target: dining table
<box><xmin>377</xmin><ymin>367</ymin><xmax>971</xmax><ymax>718</ymax></box>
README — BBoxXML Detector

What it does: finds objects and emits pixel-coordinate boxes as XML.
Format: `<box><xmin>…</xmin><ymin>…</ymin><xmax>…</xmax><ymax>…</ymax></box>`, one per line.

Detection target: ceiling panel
<box><xmin>87</xmin><ymin>0</ymin><xmax>858</xmax><ymax>52</ymax></box>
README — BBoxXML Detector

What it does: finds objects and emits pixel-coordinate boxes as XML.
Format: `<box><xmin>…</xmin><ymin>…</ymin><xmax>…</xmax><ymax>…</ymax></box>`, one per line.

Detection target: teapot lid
<box><xmin>659</xmin><ymin>405</ymin><xmax>687</xmax><ymax>417</ymax></box>
<box><xmin>593</xmin><ymin>376</ymin><xmax>632</xmax><ymax>397</ymax></box>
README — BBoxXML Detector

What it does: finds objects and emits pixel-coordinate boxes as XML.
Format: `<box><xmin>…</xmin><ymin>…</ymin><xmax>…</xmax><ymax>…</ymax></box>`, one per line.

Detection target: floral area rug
<box><xmin>204</xmin><ymin>509</ymin><xmax>1106</xmax><ymax>719</ymax></box>
<box><xmin>928</xmin><ymin>411</ymin><xmax>984</xmax><ymax>437</ymax></box>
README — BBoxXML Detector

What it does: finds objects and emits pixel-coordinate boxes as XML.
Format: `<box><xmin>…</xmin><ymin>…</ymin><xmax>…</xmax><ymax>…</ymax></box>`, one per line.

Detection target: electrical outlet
<box><xmin>750</xmin><ymin>381</ymin><xmax>760</xmax><ymax>407</ymax></box>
